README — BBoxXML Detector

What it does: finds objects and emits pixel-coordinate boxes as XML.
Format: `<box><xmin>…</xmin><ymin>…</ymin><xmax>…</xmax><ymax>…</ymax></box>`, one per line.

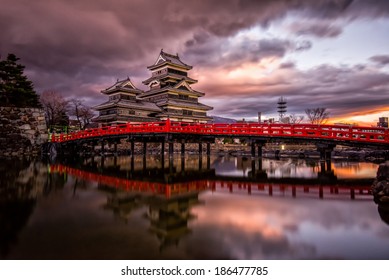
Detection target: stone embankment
<box><xmin>372</xmin><ymin>161</ymin><xmax>389</xmax><ymax>204</ymax></box>
<box><xmin>0</xmin><ymin>107</ymin><xmax>48</xmax><ymax>157</ymax></box>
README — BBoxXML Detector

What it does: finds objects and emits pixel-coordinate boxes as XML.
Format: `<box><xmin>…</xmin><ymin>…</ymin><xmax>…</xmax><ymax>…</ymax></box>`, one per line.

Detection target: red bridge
<box><xmin>48</xmin><ymin>120</ymin><xmax>389</xmax><ymax>159</ymax></box>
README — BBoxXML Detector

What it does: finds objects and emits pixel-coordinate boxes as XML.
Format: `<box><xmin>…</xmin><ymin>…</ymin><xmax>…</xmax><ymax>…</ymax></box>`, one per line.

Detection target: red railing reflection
<box><xmin>50</xmin><ymin>164</ymin><xmax>372</xmax><ymax>200</ymax></box>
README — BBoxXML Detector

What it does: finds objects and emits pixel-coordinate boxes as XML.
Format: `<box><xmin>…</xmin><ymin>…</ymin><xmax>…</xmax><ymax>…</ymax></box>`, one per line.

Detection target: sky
<box><xmin>1</xmin><ymin>0</ymin><xmax>389</xmax><ymax>125</ymax></box>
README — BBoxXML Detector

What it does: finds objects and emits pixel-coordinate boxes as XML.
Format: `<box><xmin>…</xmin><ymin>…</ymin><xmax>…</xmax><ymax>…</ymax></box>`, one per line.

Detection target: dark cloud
<box><xmin>369</xmin><ymin>55</ymin><xmax>389</xmax><ymax>66</ymax></box>
<box><xmin>295</xmin><ymin>40</ymin><xmax>313</xmax><ymax>51</ymax></box>
<box><xmin>0</xmin><ymin>0</ymin><xmax>388</xmax><ymax>116</ymax></box>
<box><xmin>347</xmin><ymin>0</ymin><xmax>389</xmax><ymax>18</ymax></box>
<box><xmin>204</xmin><ymin>62</ymin><xmax>389</xmax><ymax>119</ymax></box>
<box><xmin>290</xmin><ymin>22</ymin><xmax>343</xmax><ymax>38</ymax></box>
<box><xmin>279</xmin><ymin>62</ymin><xmax>296</xmax><ymax>69</ymax></box>
<box><xmin>184</xmin><ymin>36</ymin><xmax>311</xmax><ymax>71</ymax></box>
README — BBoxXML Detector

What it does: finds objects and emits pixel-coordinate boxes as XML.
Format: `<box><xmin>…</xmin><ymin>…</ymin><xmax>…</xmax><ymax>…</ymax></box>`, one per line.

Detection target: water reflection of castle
<box><xmin>102</xmin><ymin>186</ymin><xmax>200</xmax><ymax>250</ymax></box>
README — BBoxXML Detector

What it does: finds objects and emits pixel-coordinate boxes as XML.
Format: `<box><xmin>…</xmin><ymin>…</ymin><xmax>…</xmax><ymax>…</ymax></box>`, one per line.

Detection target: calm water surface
<box><xmin>1</xmin><ymin>155</ymin><xmax>389</xmax><ymax>260</ymax></box>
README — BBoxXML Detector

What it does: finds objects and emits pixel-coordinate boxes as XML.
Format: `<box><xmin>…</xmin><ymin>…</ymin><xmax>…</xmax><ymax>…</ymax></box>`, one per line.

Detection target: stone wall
<box><xmin>0</xmin><ymin>107</ymin><xmax>48</xmax><ymax>157</ymax></box>
<box><xmin>372</xmin><ymin>161</ymin><xmax>389</xmax><ymax>203</ymax></box>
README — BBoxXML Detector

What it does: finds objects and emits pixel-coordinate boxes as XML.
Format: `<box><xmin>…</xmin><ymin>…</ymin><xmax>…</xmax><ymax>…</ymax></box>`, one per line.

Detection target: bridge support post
<box><xmin>181</xmin><ymin>157</ymin><xmax>185</xmax><ymax>172</ymax></box>
<box><xmin>206</xmin><ymin>142</ymin><xmax>211</xmax><ymax>156</ymax></box>
<box><xmin>198</xmin><ymin>142</ymin><xmax>203</xmax><ymax>155</ymax></box>
<box><xmin>161</xmin><ymin>141</ymin><xmax>165</xmax><ymax>169</ymax></box>
<box><xmin>100</xmin><ymin>140</ymin><xmax>105</xmax><ymax>156</ymax></box>
<box><xmin>143</xmin><ymin>142</ymin><xmax>147</xmax><ymax>155</ymax></box>
<box><xmin>113</xmin><ymin>142</ymin><xmax>118</xmax><ymax>156</ymax></box>
<box><xmin>316</xmin><ymin>143</ymin><xmax>336</xmax><ymax>161</ymax></box>
<box><xmin>169</xmin><ymin>156</ymin><xmax>174</xmax><ymax>174</ymax></box>
<box><xmin>168</xmin><ymin>142</ymin><xmax>174</xmax><ymax>157</ymax></box>
<box><xmin>130</xmin><ymin>141</ymin><xmax>134</xmax><ymax>156</ymax></box>
<box><xmin>257</xmin><ymin>158</ymin><xmax>263</xmax><ymax>171</ymax></box>
<box><xmin>326</xmin><ymin>160</ymin><xmax>332</xmax><ymax>172</ymax></box>
<box><xmin>350</xmin><ymin>188</ymin><xmax>355</xmax><ymax>200</ymax></box>
<box><xmin>257</xmin><ymin>143</ymin><xmax>263</xmax><ymax>158</ymax></box>
<box><xmin>181</xmin><ymin>156</ymin><xmax>185</xmax><ymax>171</ymax></box>
<box><xmin>181</xmin><ymin>141</ymin><xmax>185</xmax><ymax>157</ymax></box>
<box><xmin>100</xmin><ymin>156</ymin><xmax>105</xmax><ymax>170</ymax></box>
<box><xmin>251</xmin><ymin>140</ymin><xmax>265</xmax><ymax>158</ymax></box>
<box><xmin>130</xmin><ymin>154</ymin><xmax>134</xmax><ymax>172</ymax></box>
<box><xmin>206</xmin><ymin>155</ymin><xmax>211</xmax><ymax>170</ymax></box>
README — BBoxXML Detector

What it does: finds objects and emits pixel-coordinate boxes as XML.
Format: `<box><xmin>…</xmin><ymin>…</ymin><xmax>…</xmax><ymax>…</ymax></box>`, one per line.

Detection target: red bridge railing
<box><xmin>50</xmin><ymin>119</ymin><xmax>389</xmax><ymax>145</ymax></box>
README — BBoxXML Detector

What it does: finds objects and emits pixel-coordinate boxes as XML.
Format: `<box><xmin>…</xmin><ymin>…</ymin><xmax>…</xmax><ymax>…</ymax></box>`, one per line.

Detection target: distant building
<box><xmin>334</xmin><ymin>122</ymin><xmax>358</xmax><ymax>126</ymax></box>
<box><xmin>94</xmin><ymin>50</ymin><xmax>213</xmax><ymax>125</ymax></box>
<box><xmin>263</xmin><ymin>118</ymin><xmax>275</xmax><ymax>124</ymax></box>
<box><xmin>377</xmin><ymin>117</ymin><xmax>388</xmax><ymax>128</ymax></box>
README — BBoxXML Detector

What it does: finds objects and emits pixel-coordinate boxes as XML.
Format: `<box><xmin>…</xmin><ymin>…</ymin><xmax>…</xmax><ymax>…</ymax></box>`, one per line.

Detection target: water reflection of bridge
<box><xmin>50</xmin><ymin>159</ymin><xmax>373</xmax><ymax>201</ymax></box>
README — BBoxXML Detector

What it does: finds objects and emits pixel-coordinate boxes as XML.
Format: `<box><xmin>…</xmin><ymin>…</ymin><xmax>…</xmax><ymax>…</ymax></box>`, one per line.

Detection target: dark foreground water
<box><xmin>1</xmin><ymin>155</ymin><xmax>389</xmax><ymax>260</ymax></box>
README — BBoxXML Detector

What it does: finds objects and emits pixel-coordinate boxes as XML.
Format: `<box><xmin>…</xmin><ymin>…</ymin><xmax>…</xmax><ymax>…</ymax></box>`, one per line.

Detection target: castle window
<box><xmin>183</xmin><ymin>109</ymin><xmax>193</xmax><ymax>116</ymax></box>
<box><xmin>120</xmin><ymin>95</ymin><xmax>135</xmax><ymax>101</ymax></box>
<box><xmin>109</xmin><ymin>95</ymin><xmax>120</xmax><ymax>101</ymax></box>
<box><xmin>100</xmin><ymin>109</ymin><xmax>117</xmax><ymax>116</ymax></box>
<box><xmin>167</xmin><ymin>68</ymin><xmax>187</xmax><ymax>77</ymax></box>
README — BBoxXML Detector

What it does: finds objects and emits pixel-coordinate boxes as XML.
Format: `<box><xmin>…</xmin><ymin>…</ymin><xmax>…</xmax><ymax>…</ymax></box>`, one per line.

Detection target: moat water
<box><xmin>1</xmin><ymin>155</ymin><xmax>389</xmax><ymax>260</ymax></box>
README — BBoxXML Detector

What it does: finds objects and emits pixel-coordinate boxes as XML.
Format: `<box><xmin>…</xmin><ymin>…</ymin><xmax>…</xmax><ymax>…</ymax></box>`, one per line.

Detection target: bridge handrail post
<box><xmin>126</xmin><ymin>122</ymin><xmax>132</xmax><ymax>134</ymax></box>
<box><xmin>166</xmin><ymin>118</ymin><xmax>171</xmax><ymax>133</ymax></box>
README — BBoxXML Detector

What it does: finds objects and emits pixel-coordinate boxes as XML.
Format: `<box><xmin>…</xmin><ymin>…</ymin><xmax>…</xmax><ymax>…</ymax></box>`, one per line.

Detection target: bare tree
<box><xmin>289</xmin><ymin>114</ymin><xmax>304</xmax><ymax>124</ymax></box>
<box><xmin>305</xmin><ymin>108</ymin><xmax>330</xmax><ymax>124</ymax></box>
<box><xmin>40</xmin><ymin>90</ymin><xmax>69</xmax><ymax>128</ymax></box>
<box><xmin>69</xmin><ymin>98</ymin><xmax>95</xmax><ymax>130</ymax></box>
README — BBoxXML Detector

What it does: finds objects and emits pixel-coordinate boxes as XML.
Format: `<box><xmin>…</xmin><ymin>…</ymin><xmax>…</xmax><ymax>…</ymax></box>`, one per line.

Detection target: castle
<box><xmin>94</xmin><ymin>50</ymin><xmax>213</xmax><ymax>125</ymax></box>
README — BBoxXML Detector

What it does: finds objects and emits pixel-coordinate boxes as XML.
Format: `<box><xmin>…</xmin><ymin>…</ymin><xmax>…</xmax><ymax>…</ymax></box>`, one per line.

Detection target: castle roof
<box><xmin>147</xmin><ymin>50</ymin><xmax>192</xmax><ymax>70</ymax></box>
<box><xmin>156</xmin><ymin>99</ymin><xmax>213</xmax><ymax>111</ymax></box>
<box><xmin>94</xmin><ymin>99</ymin><xmax>162</xmax><ymax>112</ymax></box>
<box><xmin>142</xmin><ymin>73</ymin><xmax>197</xmax><ymax>85</ymax></box>
<box><xmin>139</xmin><ymin>79</ymin><xmax>205</xmax><ymax>98</ymax></box>
<box><xmin>101</xmin><ymin>77</ymin><xmax>142</xmax><ymax>95</ymax></box>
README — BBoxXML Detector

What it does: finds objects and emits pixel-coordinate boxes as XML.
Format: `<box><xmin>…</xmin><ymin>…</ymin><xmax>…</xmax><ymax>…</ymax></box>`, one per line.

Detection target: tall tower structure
<box><xmin>277</xmin><ymin>97</ymin><xmax>287</xmax><ymax>121</ymax></box>
<box><xmin>139</xmin><ymin>50</ymin><xmax>213</xmax><ymax>123</ymax></box>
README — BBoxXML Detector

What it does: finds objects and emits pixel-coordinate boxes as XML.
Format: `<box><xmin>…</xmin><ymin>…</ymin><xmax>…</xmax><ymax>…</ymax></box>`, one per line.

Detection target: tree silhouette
<box><xmin>40</xmin><ymin>90</ymin><xmax>69</xmax><ymax>128</ymax></box>
<box><xmin>0</xmin><ymin>54</ymin><xmax>41</xmax><ymax>108</ymax></box>
<box><xmin>69</xmin><ymin>98</ymin><xmax>95</xmax><ymax>130</ymax></box>
<box><xmin>305</xmin><ymin>108</ymin><xmax>330</xmax><ymax>124</ymax></box>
